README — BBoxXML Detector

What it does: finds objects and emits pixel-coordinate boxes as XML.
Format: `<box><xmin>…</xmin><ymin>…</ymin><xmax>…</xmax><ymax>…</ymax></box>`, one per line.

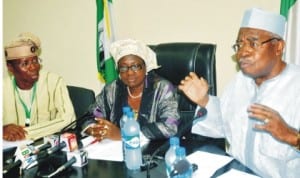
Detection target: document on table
<box><xmin>3</xmin><ymin>139</ymin><xmax>34</xmax><ymax>150</ymax></box>
<box><xmin>84</xmin><ymin>139</ymin><xmax>123</xmax><ymax>162</ymax></box>
<box><xmin>217</xmin><ymin>168</ymin><xmax>261</xmax><ymax>178</ymax></box>
<box><xmin>186</xmin><ymin>151</ymin><xmax>233</xmax><ymax>178</ymax></box>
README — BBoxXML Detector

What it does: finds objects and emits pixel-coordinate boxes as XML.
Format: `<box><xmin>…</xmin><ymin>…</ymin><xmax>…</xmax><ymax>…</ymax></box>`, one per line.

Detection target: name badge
<box><xmin>25</xmin><ymin>118</ymin><xmax>30</xmax><ymax>127</ymax></box>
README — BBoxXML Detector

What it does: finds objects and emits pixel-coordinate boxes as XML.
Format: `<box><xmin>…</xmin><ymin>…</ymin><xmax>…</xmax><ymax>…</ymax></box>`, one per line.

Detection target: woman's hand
<box><xmin>3</xmin><ymin>124</ymin><xmax>27</xmax><ymax>141</ymax></box>
<box><xmin>86</xmin><ymin>118</ymin><xmax>121</xmax><ymax>141</ymax></box>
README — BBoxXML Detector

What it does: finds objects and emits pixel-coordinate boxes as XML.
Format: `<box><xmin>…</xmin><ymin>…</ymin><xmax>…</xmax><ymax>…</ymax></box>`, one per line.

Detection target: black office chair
<box><xmin>67</xmin><ymin>85</ymin><xmax>96</xmax><ymax>119</ymax></box>
<box><xmin>150</xmin><ymin>43</ymin><xmax>224</xmax><ymax>150</ymax></box>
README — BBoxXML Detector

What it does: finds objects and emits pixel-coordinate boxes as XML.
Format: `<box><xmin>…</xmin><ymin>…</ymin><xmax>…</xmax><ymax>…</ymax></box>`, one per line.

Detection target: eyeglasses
<box><xmin>14</xmin><ymin>57</ymin><xmax>42</xmax><ymax>69</ymax></box>
<box><xmin>232</xmin><ymin>37</ymin><xmax>281</xmax><ymax>52</ymax></box>
<box><xmin>118</xmin><ymin>64</ymin><xmax>144</xmax><ymax>73</ymax></box>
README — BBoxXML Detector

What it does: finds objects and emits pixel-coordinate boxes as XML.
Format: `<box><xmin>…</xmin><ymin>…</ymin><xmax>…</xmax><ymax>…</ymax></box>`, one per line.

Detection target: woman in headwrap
<box><xmin>82</xmin><ymin>39</ymin><xmax>180</xmax><ymax>141</ymax></box>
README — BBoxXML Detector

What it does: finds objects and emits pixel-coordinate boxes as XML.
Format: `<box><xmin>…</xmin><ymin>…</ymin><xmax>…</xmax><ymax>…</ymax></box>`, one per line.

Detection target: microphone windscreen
<box><xmin>3</xmin><ymin>160</ymin><xmax>22</xmax><ymax>174</ymax></box>
<box><xmin>44</xmin><ymin>134</ymin><xmax>60</xmax><ymax>147</ymax></box>
<box><xmin>170</xmin><ymin>159</ymin><xmax>191</xmax><ymax>177</ymax></box>
<box><xmin>41</xmin><ymin>156</ymin><xmax>77</xmax><ymax>178</ymax></box>
<box><xmin>32</xmin><ymin>142</ymin><xmax>52</xmax><ymax>155</ymax></box>
<box><xmin>66</xmin><ymin>149</ymin><xmax>88</xmax><ymax>167</ymax></box>
<box><xmin>47</xmin><ymin>141</ymin><xmax>67</xmax><ymax>155</ymax></box>
<box><xmin>14</xmin><ymin>144</ymin><xmax>37</xmax><ymax>169</ymax></box>
<box><xmin>14</xmin><ymin>145</ymin><xmax>32</xmax><ymax>161</ymax></box>
<box><xmin>60</xmin><ymin>133</ymin><xmax>78</xmax><ymax>152</ymax></box>
<box><xmin>62</xmin><ymin>156</ymin><xmax>77</xmax><ymax>169</ymax></box>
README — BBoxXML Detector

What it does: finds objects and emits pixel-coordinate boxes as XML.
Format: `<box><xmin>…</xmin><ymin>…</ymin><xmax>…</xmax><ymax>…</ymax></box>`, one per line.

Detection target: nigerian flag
<box><xmin>280</xmin><ymin>0</ymin><xmax>300</xmax><ymax>65</ymax></box>
<box><xmin>96</xmin><ymin>0</ymin><xmax>118</xmax><ymax>83</ymax></box>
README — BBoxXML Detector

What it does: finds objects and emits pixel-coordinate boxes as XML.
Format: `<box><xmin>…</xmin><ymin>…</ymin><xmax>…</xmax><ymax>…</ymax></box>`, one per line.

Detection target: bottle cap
<box><xmin>170</xmin><ymin>137</ymin><xmax>179</xmax><ymax>146</ymax></box>
<box><xmin>175</xmin><ymin>147</ymin><xmax>186</xmax><ymax>157</ymax></box>
<box><xmin>127</xmin><ymin>111</ymin><xmax>134</xmax><ymax>119</ymax></box>
<box><xmin>122</xmin><ymin>106</ymin><xmax>131</xmax><ymax>114</ymax></box>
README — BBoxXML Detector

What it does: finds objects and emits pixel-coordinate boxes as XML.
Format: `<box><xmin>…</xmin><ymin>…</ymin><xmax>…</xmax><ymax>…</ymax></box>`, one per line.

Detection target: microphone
<box><xmin>14</xmin><ymin>144</ymin><xmax>37</xmax><ymax>169</ymax></box>
<box><xmin>27</xmin><ymin>142</ymin><xmax>63</xmax><ymax>162</ymax></box>
<box><xmin>170</xmin><ymin>160</ymin><xmax>198</xmax><ymax>177</ymax></box>
<box><xmin>59</xmin><ymin>110</ymin><xmax>94</xmax><ymax>149</ymax></box>
<box><xmin>38</xmin><ymin>156</ymin><xmax>76</xmax><ymax>178</ymax></box>
<box><xmin>61</xmin><ymin>104</ymin><xmax>101</xmax><ymax>134</ymax></box>
<box><xmin>143</xmin><ymin>140</ymin><xmax>168</xmax><ymax>178</ymax></box>
<box><xmin>30</xmin><ymin>142</ymin><xmax>52</xmax><ymax>155</ymax></box>
<box><xmin>25</xmin><ymin>142</ymin><xmax>67</xmax><ymax>169</ymax></box>
<box><xmin>3</xmin><ymin>159</ymin><xmax>22</xmax><ymax>175</ymax></box>
<box><xmin>47</xmin><ymin>141</ymin><xmax>67</xmax><ymax>155</ymax></box>
<box><xmin>14</xmin><ymin>142</ymin><xmax>52</xmax><ymax>164</ymax></box>
<box><xmin>61</xmin><ymin>110</ymin><xmax>93</xmax><ymax>133</ymax></box>
<box><xmin>144</xmin><ymin>107</ymin><xmax>207</xmax><ymax>178</ymax></box>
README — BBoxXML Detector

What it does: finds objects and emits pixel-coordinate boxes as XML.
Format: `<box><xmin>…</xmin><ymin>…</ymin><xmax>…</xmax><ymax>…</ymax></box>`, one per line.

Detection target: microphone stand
<box><xmin>38</xmin><ymin>157</ymin><xmax>77</xmax><ymax>178</ymax></box>
<box><xmin>145</xmin><ymin>141</ymin><xmax>169</xmax><ymax>178</ymax></box>
<box><xmin>24</xmin><ymin>142</ymin><xmax>67</xmax><ymax>170</ymax></box>
<box><xmin>61</xmin><ymin>111</ymin><xmax>93</xmax><ymax>133</ymax></box>
<box><xmin>59</xmin><ymin>111</ymin><xmax>94</xmax><ymax>148</ymax></box>
<box><xmin>145</xmin><ymin>107</ymin><xmax>207</xmax><ymax>178</ymax></box>
<box><xmin>3</xmin><ymin>160</ymin><xmax>22</xmax><ymax>175</ymax></box>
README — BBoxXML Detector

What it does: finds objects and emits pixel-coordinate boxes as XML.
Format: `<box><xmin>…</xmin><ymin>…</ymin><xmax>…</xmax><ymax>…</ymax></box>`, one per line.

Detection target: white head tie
<box><xmin>110</xmin><ymin>39</ymin><xmax>160</xmax><ymax>72</ymax></box>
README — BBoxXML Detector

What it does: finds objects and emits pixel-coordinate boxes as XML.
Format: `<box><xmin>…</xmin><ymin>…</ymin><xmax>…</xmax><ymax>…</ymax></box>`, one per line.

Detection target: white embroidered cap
<box><xmin>110</xmin><ymin>39</ymin><xmax>160</xmax><ymax>72</ymax></box>
<box><xmin>4</xmin><ymin>32</ymin><xmax>41</xmax><ymax>60</ymax></box>
<box><xmin>241</xmin><ymin>8</ymin><xmax>286</xmax><ymax>38</ymax></box>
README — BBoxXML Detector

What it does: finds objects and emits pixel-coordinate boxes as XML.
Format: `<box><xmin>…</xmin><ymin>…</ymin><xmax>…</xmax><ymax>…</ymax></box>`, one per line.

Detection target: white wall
<box><xmin>3</xmin><ymin>0</ymin><xmax>280</xmax><ymax>95</ymax></box>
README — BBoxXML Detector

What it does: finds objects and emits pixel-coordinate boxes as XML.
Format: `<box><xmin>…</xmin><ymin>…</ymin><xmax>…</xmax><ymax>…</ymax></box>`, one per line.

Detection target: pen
<box><xmin>85</xmin><ymin>139</ymin><xmax>99</xmax><ymax>147</ymax></box>
<box><xmin>90</xmin><ymin>139</ymin><xmax>99</xmax><ymax>145</ymax></box>
<box><xmin>81</xmin><ymin>136</ymin><xmax>99</xmax><ymax>148</ymax></box>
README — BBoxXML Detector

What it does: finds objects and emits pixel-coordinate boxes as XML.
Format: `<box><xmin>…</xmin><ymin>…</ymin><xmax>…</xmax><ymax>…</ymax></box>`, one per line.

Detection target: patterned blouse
<box><xmin>83</xmin><ymin>71</ymin><xmax>180</xmax><ymax>140</ymax></box>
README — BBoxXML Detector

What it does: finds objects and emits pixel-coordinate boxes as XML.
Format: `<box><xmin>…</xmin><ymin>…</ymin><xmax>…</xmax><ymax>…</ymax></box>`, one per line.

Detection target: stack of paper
<box><xmin>217</xmin><ymin>169</ymin><xmax>260</xmax><ymax>178</ymax></box>
<box><xmin>3</xmin><ymin>139</ymin><xmax>33</xmax><ymax>150</ymax></box>
<box><xmin>84</xmin><ymin>139</ymin><xmax>123</xmax><ymax>162</ymax></box>
<box><xmin>186</xmin><ymin>151</ymin><xmax>233</xmax><ymax>178</ymax></box>
<box><xmin>186</xmin><ymin>151</ymin><xmax>260</xmax><ymax>178</ymax></box>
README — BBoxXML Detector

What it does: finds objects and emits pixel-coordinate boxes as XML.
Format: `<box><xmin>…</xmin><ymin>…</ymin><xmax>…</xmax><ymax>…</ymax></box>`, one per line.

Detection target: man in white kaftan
<box><xmin>179</xmin><ymin>8</ymin><xmax>300</xmax><ymax>178</ymax></box>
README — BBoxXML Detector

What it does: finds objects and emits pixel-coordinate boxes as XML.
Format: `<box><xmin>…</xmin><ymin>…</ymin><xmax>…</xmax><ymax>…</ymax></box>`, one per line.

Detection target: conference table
<box><xmin>3</xmin><ymin>137</ymin><xmax>257</xmax><ymax>178</ymax></box>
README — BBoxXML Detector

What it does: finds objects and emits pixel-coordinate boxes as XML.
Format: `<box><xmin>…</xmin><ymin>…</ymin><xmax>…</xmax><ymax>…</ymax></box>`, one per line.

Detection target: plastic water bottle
<box><xmin>120</xmin><ymin>106</ymin><xmax>131</xmax><ymax>160</ymax></box>
<box><xmin>165</xmin><ymin>137</ymin><xmax>180</xmax><ymax>177</ymax></box>
<box><xmin>120</xmin><ymin>106</ymin><xmax>131</xmax><ymax>130</ymax></box>
<box><xmin>170</xmin><ymin>147</ymin><xmax>193</xmax><ymax>178</ymax></box>
<box><xmin>124</xmin><ymin>111</ymin><xmax>142</xmax><ymax>170</ymax></box>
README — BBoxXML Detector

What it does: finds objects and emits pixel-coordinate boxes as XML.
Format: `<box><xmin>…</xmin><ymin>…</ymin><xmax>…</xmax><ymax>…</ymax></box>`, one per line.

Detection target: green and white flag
<box><xmin>280</xmin><ymin>0</ymin><xmax>300</xmax><ymax>65</ymax></box>
<box><xmin>96</xmin><ymin>0</ymin><xmax>118</xmax><ymax>83</ymax></box>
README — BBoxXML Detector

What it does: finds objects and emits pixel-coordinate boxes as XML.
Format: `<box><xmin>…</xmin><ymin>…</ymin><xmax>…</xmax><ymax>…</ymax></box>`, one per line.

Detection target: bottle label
<box><xmin>166</xmin><ymin>165</ymin><xmax>172</xmax><ymax>177</ymax></box>
<box><xmin>125</xmin><ymin>135</ymin><xmax>140</xmax><ymax>149</ymax></box>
